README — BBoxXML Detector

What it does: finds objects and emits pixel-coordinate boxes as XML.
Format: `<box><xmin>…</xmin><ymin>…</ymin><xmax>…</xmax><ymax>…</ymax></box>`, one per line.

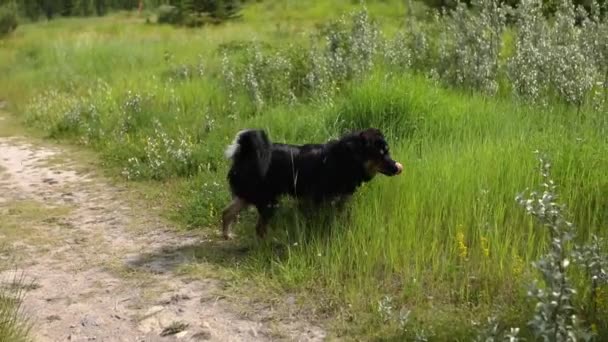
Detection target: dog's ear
<box><xmin>340</xmin><ymin>133</ymin><xmax>364</xmax><ymax>153</ymax></box>
<box><xmin>358</xmin><ymin>131</ymin><xmax>369</xmax><ymax>146</ymax></box>
<box><xmin>359</xmin><ymin>128</ymin><xmax>381</xmax><ymax>147</ymax></box>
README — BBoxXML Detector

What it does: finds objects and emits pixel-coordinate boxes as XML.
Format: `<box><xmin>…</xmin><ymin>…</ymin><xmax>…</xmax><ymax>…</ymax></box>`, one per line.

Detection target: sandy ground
<box><xmin>0</xmin><ymin>133</ymin><xmax>325</xmax><ymax>341</ymax></box>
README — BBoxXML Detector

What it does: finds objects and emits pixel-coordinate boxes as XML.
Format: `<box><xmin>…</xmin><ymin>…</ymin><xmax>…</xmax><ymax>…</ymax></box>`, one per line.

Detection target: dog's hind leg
<box><xmin>222</xmin><ymin>197</ymin><xmax>248</xmax><ymax>240</ymax></box>
<box><xmin>255</xmin><ymin>204</ymin><xmax>275</xmax><ymax>239</ymax></box>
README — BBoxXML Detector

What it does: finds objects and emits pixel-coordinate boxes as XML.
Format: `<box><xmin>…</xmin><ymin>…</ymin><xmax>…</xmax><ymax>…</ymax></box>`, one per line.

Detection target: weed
<box><xmin>516</xmin><ymin>157</ymin><xmax>589</xmax><ymax>340</ymax></box>
<box><xmin>0</xmin><ymin>273</ymin><xmax>30</xmax><ymax>342</ymax></box>
<box><xmin>160</xmin><ymin>321</ymin><xmax>189</xmax><ymax>336</ymax></box>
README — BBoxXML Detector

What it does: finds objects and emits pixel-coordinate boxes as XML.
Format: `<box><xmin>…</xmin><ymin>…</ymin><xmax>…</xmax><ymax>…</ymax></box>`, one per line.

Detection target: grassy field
<box><xmin>1</xmin><ymin>0</ymin><xmax>607</xmax><ymax>340</ymax></box>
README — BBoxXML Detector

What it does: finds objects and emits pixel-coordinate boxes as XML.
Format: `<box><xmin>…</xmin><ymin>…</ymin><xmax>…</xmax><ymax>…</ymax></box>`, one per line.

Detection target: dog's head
<box><xmin>345</xmin><ymin>128</ymin><xmax>403</xmax><ymax>178</ymax></box>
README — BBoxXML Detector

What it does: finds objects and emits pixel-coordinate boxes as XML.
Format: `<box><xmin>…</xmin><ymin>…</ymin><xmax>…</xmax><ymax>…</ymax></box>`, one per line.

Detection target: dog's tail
<box><xmin>225</xmin><ymin>129</ymin><xmax>272</xmax><ymax>177</ymax></box>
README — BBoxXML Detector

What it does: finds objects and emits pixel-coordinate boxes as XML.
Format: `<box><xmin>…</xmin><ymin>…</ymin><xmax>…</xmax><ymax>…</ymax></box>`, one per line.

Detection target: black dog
<box><xmin>221</xmin><ymin>128</ymin><xmax>403</xmax><ymax>239</ymax></box>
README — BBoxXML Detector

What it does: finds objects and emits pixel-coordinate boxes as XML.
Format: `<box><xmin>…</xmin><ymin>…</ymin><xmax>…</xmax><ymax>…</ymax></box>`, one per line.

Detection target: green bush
<box><xmin>206</xmin><ymin>0</ymin><xmax>242</xmax><ymax>20</ymax></box>
<box><xmin>160</xmin><ymin>0</ymin><xmax>241</xmax><ymax>26</ymax></box>
<box><xmin>0</xmin><ymin>2</ymin><xmax>18</xmax><ymax>37</ymax></box>
<box><xmin>157</xmin><ymin>4</ymin><xmax>181</xmax><ymax>24</ymax></box>
<box><xmin>417</xmin><ymin>0</ymin><xmax>606</xmax><ymax>16</ymax></box>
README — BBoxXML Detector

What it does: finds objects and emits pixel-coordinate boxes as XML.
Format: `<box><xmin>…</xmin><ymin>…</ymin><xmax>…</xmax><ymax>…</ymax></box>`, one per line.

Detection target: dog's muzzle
<box><xmin>379</xmin><ymin>159</ymin><xmax>403</xmax><ymax>176</ymax></box>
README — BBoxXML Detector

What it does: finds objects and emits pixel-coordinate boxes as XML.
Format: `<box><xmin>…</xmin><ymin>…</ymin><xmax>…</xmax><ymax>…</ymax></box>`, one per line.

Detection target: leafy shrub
<box><xmin>418</xmin><ymin>0</ymin><xmax>606</xmax><ymax>15</ymax></box>
<box><xmin>392</xmin><ymin>0</ymin><xmax>608</xmax><ymax>109</ymax></box>
<box><xmin>516</xmin><ymin>158</ymin><xmax>591</xmax><ymax>341</ymax></box>
<box><xmin>203</xmin><ymin>0</ymin><xmax>242</xmax><ymax>20</ymax></box>
<box><xmin>216</xmin><ymin>1</ymin><xmax>606</xmax><ymax>112</ymax></box>
<box><xmin>318</xmin><ymin>9</ymin><xmax>381</xmax><ymax>82</ymax></box>
<box><xmin>0</xmin><ymin>2</ymin><xmax>18</xmax><ymax>37</ymax></box>
<box><xmin>221</xmin><ymin>9</ymin><xmax>383</xmax><ymax>111</ymax></box>
<box><xmin>436</xmin><ymin>0</ymin><xmax>507</xmax><ymax>94</ymax></box>
<box><xmin>157</xmin><ymin>4</ymin><xmax>181</xmax><ymax>25</ymax></box>
<box><xmin>121</xmin><ymin>120</ymin><xmax>197</xmax><ymax>180</ymax></box>
<box><xmin>507</xmin><ymin>0</ymin><xmax>551</xmax><ymax>104</ymax></box>
<box><xmin>546</xmin><ymin>1</ymin><xmax>597</xmax><ymax>108</ymax></box>
<box><xmin>160</xmin><ymin>0</ymin><xmax>242</xmax><ymax>26</ymax></box>
<box><xmin>508</xmin><ymin>0</ymin><xmax>605</xmax><ymax>107</ymax></box>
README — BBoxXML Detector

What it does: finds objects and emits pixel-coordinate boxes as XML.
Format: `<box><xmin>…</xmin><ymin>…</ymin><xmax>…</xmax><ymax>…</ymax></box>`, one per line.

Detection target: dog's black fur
<box><xmin>221</xmin><ymin>128</ymin><xmax>401</xmax><ymax>239</ymax></box>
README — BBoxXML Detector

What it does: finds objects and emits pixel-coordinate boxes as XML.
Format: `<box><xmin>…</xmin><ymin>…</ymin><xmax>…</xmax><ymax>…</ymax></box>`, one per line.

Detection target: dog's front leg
<box><xmin>333</xmin><ymin>195</ymin><xmax>352</xmax><ymax>212</ymax></box>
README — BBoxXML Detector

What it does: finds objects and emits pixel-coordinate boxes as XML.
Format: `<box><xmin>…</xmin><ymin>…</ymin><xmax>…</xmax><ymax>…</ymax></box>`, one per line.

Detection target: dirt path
<box><xmin>0</xmin><ymin>131</ymin><xmax>324</xmax><ymax>341</ymax></box>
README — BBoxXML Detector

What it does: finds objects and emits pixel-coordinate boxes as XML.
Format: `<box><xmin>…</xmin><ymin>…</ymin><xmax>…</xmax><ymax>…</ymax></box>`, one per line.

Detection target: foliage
<box><xmin>436</xmin><ymin>0</ymin><xmax>507</xmax><ymax>94</ymax></box>
<box><xmin>0</xmin><ymin>2</ymin><xmax>17</xmax><ymax>37</ymax></box>
<box><xmin>389</xmin><ymin>0</ymin><xmax>608</xmax><ymax>107</ymax></box>
<box><xmin>14</xmin><ymin>0</ymin><xmax>140</xmax><ymax>20</ymax></box>
<box><xmin>157</xmin><ymin>4</ymin><xmax>180</xmax><ymax>24</ymax></box>
<box><xmin>516</xmin><ymin>156</ymin><xmax>592</xmax><ymax>341</ymax></box>
<box><xmin>417</xmin><ymin>0</ymin><xmax>607</xmax><ymax>15</ymax></box>
<box><xmin>507</xmin><ymin>0</ymin><xmax>549</xmax><ymax>104</ymax></box>
<box><xmin>161</xmin><ymin>0</ymin><xmax>242</xmax><ymax>26</ymax></box>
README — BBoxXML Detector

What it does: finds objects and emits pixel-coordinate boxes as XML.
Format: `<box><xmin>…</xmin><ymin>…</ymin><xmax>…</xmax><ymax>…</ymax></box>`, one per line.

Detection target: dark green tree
<box><xmin>168</xmin><ymin>0</ymin><xmax>241</xmax><ymax>22</ymax></box>
<box><xmin>61</xmin><ymin>0</ymin><xmax>73</xmax><ymax>15</ymax></box>
<box><xmin>0</xmin><ymin>1</ymin><xmax>18</xmax><ymax>37</ymax></box>
<box><xmin>40</xmin><ymin>0</ymin><xmax>58</xmax><ymax>19</ymax></box>
<box><xmin>21</xmin><ymin>0</ymin><xmax>42</xmax><ymax>20</ymax></box>
<box><xmin>94</xmin><ymin>0</ymin><xmax>107</xmax><ymax>15</ymax></box>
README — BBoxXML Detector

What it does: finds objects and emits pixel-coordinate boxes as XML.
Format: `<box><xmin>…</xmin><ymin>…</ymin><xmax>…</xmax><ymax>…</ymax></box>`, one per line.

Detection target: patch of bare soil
<box><xmin>0</xmin><ymin>135</ymin><xmax>325</xmax><ymax>342</ymax></box>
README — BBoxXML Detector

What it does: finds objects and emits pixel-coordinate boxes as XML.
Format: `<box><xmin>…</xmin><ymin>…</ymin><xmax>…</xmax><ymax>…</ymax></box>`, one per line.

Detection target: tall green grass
<box><xmin>235</xmin><ymin>73</ymin><xmax>607</xmax><ymax>339</ymax></box>
<box><xmin>0</xmin><ymin>271</ymin><xmax>30</xmax><ymax>342</ymax></box>
<box><xmin>0</xmin><ymin>2</ymin><xmax>606</xmax><ymax>339</ymax></box>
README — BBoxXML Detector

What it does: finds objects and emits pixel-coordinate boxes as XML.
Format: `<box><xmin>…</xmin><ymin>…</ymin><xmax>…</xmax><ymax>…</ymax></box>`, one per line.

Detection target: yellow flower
<box><xmin>456</xmin><ymin>230</ymin><xmax>468</xmax><ymax>260</ymax></box>
<box><xmin>481</xmin><ymin>236</ymin><xmax>490</xmax><ymax>258</ymax></box>
<box><xmin>512</xmin><ymin>255</ymin><xmax>525</xmax><ymax>277</ymax></box>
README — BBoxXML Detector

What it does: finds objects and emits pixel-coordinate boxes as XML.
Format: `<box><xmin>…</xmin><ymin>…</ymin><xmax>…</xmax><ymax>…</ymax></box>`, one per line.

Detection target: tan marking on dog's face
<box><xmin>364</xmin><ymin>160</ymin><xmax>381</xmax><ymax>177</ymax></box>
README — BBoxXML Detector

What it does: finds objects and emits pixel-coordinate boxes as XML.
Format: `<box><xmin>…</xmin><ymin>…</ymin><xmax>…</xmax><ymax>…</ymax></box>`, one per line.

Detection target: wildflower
<box><xmin>512</xmin><ymin>254</ymin><xmax>525</xmax><ymax>277</ymax></box>
<box><xmin>456</xmin><ymin>228</ymin><xmax>468</xmax><ymax>260</ymax></box>
<box><xmin>480</xmin><ymin>236</ymin><xmax>490</xmax><ymax>258</ymax></box>
<box><xmin>378</xmin><ymin>295</ymin><xmax>393</xmax><ymax>323</ymax></box>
